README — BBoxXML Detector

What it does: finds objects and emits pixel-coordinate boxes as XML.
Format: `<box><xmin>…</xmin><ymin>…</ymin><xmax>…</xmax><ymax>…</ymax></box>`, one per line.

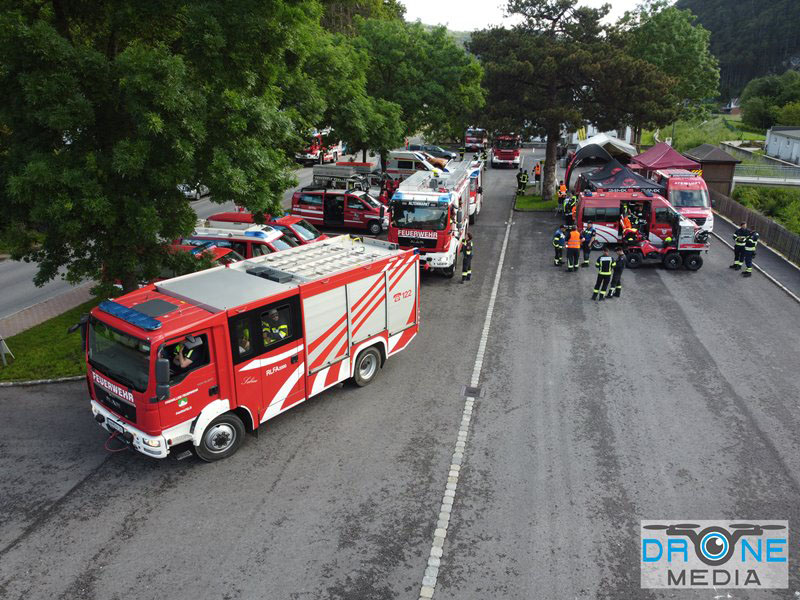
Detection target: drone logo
<box><xmin>641</xmin><ymin>520</ymin><xmax>788</xmax><ymax>589</ymax></box>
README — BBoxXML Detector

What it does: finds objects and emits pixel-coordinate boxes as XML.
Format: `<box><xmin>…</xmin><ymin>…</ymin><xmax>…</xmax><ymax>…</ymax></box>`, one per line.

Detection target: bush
<box><xmin>732</xmin><ymin>186</ymin><xmax>800</xmax><ymax>236</ymax></box>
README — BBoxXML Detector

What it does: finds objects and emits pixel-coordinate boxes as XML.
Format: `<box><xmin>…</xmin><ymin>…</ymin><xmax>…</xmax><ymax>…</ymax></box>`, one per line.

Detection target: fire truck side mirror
<box><xmin>155</xmin><ymin>358</ymin><xmax>171</xmax><ymax>401</ymax></box>
<box><xmin>380</xmin><ymin>206</ymin><xmax>385</xmax><ymax>219</ymax></box>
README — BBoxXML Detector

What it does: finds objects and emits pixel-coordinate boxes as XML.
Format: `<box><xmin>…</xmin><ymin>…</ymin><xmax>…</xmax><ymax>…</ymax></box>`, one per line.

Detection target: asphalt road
<box><xmin>2</xmin><ymin>150</ymin><xmax>800</xmax><ymax>599</ymax></box>
<box><xmin>0</xmin><ymin>166</ymin><xmax>315</xmax><ymax>320</ymax></box>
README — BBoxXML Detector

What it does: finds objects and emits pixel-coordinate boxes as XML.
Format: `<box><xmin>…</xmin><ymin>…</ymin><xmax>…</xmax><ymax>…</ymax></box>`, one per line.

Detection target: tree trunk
<box><xmin>379</xmin><ymin>148</ymin><xmax>388</xmax><ymax>174</ymax></box>
<box><xmin>121</xmin><ymin>271</ymin><xmax>138</xmax><ymax>295</ymax></box>
<box><xmin>542</xmin><ymin>124</ymin><xmax>560</xmax><ymax>202</ymax></box>
<box><xmin>362</xmin><ymin>149</ymin><xmax>367</xmax><ymax>162</ymax></box>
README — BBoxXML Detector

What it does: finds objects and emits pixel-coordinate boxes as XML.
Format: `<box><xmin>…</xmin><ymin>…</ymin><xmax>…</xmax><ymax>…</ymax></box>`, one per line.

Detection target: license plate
<box><xmin>106</xmin><ymin>418</ymin><xmax>123</xmax><ymax>434</ymax></box>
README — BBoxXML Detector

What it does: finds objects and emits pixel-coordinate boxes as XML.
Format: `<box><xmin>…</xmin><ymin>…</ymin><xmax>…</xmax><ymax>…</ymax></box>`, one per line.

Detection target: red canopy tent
<box><xmin>630</xmin><ymin>142</ymin><xmax>700</xmax><ymax>171</ymax></box>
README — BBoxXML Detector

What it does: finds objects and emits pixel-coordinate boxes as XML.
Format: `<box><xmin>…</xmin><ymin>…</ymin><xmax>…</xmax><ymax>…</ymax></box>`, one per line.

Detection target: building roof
<box><xmin>683</xmin><ymin>144</ymin><xmax>741</xmax><ymax>164</ymax></box>
<box><xmin>770</xmin><ymin>127</ymin><xmax>800</xmax><ymax>140</ymax></box>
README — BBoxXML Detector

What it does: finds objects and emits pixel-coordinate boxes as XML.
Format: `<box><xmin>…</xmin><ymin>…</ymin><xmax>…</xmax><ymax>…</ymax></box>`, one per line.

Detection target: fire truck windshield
<box><xmin>392</xmin><ymin>203</ymin><xmax>448</xmax><ymax>231</ymax></box>
<box><xmin>494</xmin><ymin>139</ymin><xmax>519</xmax><ymax>150</ymax></box>
<box><xmin>88</xmin><ymin>318</ymin><xmax>151</xmax><ymax>392</ymax></box>
<box><xmin>669</xmin><ymin>189</ymin><xmax>709</xmax><ymax>208</ymax></box>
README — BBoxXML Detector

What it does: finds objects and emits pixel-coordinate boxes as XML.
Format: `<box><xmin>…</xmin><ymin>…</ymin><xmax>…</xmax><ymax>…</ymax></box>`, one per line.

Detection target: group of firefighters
<box><xmin>552</xmin><ymin>222</ymin><xmax>625</xmax><ymax>300</ymax></box>
<box><xmin>515</xmin><ymin>162</ymin><xmax>542</xmax><ymax>194</ymax></box>
<box><xmin>731</xmin><ymin>221</ymin><xmax>760</xmax><ymax>277</ymax></box>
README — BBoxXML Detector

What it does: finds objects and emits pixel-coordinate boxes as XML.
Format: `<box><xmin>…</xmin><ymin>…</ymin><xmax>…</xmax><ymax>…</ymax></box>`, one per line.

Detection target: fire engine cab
<box><xmin>490</xmin><ymin>133</ymin><xmax>521</xmax><ymax>168</ymax></box>
<box><xmin>650</xmin><ymin>169</ymin><xmax>713</xmax><ymax>234</ymax></box>
<box><xmin>388</xmin><ymin>164</ymin><xmax>470</xmax><ymax>277</ymax></box>
<box><xmin>84</xmin><ymin>236</ymin><xmax>420</xmax><ymax>461</ymax></box>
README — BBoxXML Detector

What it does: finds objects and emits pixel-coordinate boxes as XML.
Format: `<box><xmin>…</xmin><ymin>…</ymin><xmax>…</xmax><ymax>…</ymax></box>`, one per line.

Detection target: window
<box><xmin>397</xmin><ymin>160</ymin><xmax>413</xmax><ymax>170</ymax></box>
<box><xmin>414</xmin><ymin>162</ymin><xmax>428</xmax><ymax>171</ymax></box>
<box><xmin>300</xmin><ymin>193</ymin><xmax>323</xmax><ymax>207</ymax></box>
<box><xmin>269</xmin><ymin>235</ymin><xmax>296</xmax><ymax>251</ymax></box>
<box><xmin>234</xmin><ymin>321</ymin><xmax>253</xmax><ymax>359</ymax></box>
<box><xmin>583</xmin><ymin>207</ymin><xmax>597</xmax><ymax>221</ymax></box>
<box><xmin>183</xmin><ymin>238</ymin><xmax>247</xmax><ymax>257</ymax></box>
<box><xmin>655</xmin><ymin>208</ymin><xmax>673</xmax><ymax>224</ymax></box>
<box><xmin>251</xmin><ymin>243</ymin><xmax>271</xmax><ymax>257</ymax></box>
<box><xmin>163</xmin><ymin>334</ymin><xmax>210</xmax><ymax>384</ymax></box>
<box><xmin>347</xmin><ymin>197</ymin><xmax>364</xmax><ymax>210</ymax></box>
<box><xmin>260</xmin><ymin>306</ymin><xmax>293</xmax><ymax>349</ymax></box>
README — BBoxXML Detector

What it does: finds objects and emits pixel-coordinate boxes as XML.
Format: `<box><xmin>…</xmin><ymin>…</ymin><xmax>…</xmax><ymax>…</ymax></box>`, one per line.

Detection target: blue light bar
<box><xmin>190</xmin><ymin>241</ymin><xmax>214</xmax><ymax>255</ymax></box>
<box><xmin>643</xmin><ymin>190</ymin><xmax>654</xmax><ymax>197</ymax></box>
<box><xmin>244</xmin><ymin>230</ymin><xmax>268</xmax><ymax>239</ymax></box>
<box><xmin>99</xmin><ymin>300</ymin><xmax>162</xmax><ymax>331</ymax></box>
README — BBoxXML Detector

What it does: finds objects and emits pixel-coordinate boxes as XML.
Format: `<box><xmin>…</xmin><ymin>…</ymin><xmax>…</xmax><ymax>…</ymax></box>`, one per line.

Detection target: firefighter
<box><xmin>459</xmin><ymin>147</ymin><xmax>466</xmax><ymax>161</ymax></box>
<box><xmin>558</xmin><ymin>180</ymin><xmax>567</xmax><ymax>197</ymax></box>
<box><xmin>742</xmin><ymin>231</ymin><xmax>759</xmax><ymax>277</ymax></box>
<box><xmin>565</xmin><ymin>226</ymin><xmax>581</xmax><ymax>272</ymax></box>
<box><xmin>730</xmin><ymin>221</ymin><xmax>750</xmax><ymax>270</ymax></box>
<box><xmin>479</xmin><ymin>149</ymin><xmax>488</xmax><ymax>162</ymax></box>
<box><xmin>263</xmin><ymin>309</ymin><xmax>289</xmax><ymax>345</ymax></box>
<box><xmin>461</xmin><ymin>232</ymin><xmax>473</xmax><ymax>282</ymax></box>
<box><xmin>580</xmin><ymin>221</ymin><xmax>596</xmax><ymax>266</ymax></box>
<box><xmin>516</xmin><ymin>169</ymin><xmax>528</xmax><ymax>195</ymax></box>
<box><xmin>171</xmin><ymin>342</ymin><xmax>195</xmax><ymax>370</ymax></box>
<box><xmin>564</xmin><ymin>195</ymin><xmax>576</xmax><ymax>226</ymax></box>
<box><xmin>608</xmin><ymin>247</ymin><xmax>625</xmax><ymax>298</ymax></box>
<box><xmin>534</xmin><ymin>161</ymin><xmax>541</xmax><ymax>182</ymax></box>
<box><xmin>592</xmin><ymin>247</ymin><xmax>615</xmax><ymax>301</ymax></box>
<box><xmin>552</xmin><ymin>225</ymin><xmax>566</xmax><ymax>266</ymax></box>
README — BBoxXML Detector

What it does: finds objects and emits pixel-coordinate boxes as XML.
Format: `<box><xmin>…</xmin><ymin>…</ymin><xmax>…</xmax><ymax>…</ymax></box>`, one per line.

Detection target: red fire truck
<box><xmin>576</xmin><ymin>190</ymin><xmax>709</xmax><ymax>270</ymax></box>
<box><xmin>82</xmin><ymin>236</ymin><xmax>420</xmax><ymax>461</ymax></box>
<box><xmin>490</xmin><ymin>133</ymin><xmax>521</xmax><ymax>168</ymax></box>
<box><xmin>650</xmin><ymin>169</ymin><xmax>713</xmax><ymax>234</ymax></box>
<box><xmin>465</xmin><ymin>127</ymin><xmax>489</xmax><ymax>151</ymax></box>
<box><xmin>295</xmin><ymin>127</ymin><xmax>344</xmax><ymax>165</ymax></box>
<box><xmin>388</xmin><ymin>163</ymin><xmax>470</xmax><ymax>277</ymax></box>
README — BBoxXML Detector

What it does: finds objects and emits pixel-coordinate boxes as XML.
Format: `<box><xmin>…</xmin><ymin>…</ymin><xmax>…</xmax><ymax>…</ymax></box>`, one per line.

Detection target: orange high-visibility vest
<box><xmin>621</xmin><ymin>216</ymin><xmax>631</xmax><ymax>230</ymax></box>
<box><xmin>566</xmin><ymin>230</ymin><xmax>581</xmax><ymax>248</ymax></box>
<box><xmin>572</xmin><ymin>204</ymin><xmax>577</xmax><ymax>220</ymax></box>
<box><xmin>559</xmin><ymin>184</ymin><xmax>567</xmax><ymax>194</ymax></box>
<box><xmin>535</xmin><ymin>164</ymin><xmax>541</xmax><ymax>175</ymax></box>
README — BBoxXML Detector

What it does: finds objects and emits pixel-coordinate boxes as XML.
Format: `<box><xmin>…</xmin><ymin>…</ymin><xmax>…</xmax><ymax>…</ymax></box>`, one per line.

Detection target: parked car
<box><xmin>291</xmin><ymin>187</ymin><xmax>387</xmax><ymax>236</ymax></box>
<box><xmin>207</xmin><ymin>212</ymin><xmax>327</xmax><ymax>245</ymax></box>
<box><xmin>178</xmin><ymin>222</ymin><xmax>299</xmax><ymax>258</ymax></box>
<box><xmin>177</xmin><ymin>184</ymin><xmax>209</xmax><ymax>201</ymax></box>
<box><xmin>408</xmin><ymin>144</ymin><xmax>458</xmax><ymax>160</ymax></box>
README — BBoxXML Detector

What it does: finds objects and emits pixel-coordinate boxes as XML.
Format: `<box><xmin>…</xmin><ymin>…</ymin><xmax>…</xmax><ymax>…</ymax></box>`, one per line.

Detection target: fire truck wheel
<box><xmin>354</xmin><ymin>347</ymin><xmax>381</xmax><ymax>387</ymax></box>
<box><xmin>442</xmin><ymin>265</ymin><xmax>455</xmax><ymax>278</ymax></box>
<box><xmin>663</xmin><ymin>251</ymin><xmax>682</xmax><ymax>270</ymax></box>
<box><xmin>368</xmin><ymin>221</ymin><xmax>382</xmax><ymax>236</ymax></box>
<box><xmin>591</xmin><ymin>240</ymin><xmax>604</xmax><ymax>250</ymax></box>
<box><xmin>684</xmin><ymin>253</ymin><xmax>703</xmax><ymax>271</ymax></box>
<box><xmin>195</xmin><ymin>413</ymin><xmax>245</xmax><ymax>462</ymax></box>
<box><xmin>625</xmin><ymin>251</ymin><xmax>643</xmax><ymax>269</ymax></box>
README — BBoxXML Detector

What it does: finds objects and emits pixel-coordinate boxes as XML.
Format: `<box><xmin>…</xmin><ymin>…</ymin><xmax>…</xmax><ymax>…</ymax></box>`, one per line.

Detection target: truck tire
<box><xmin>591</xmin><ymin>240</ymin><xmax>604</xmax><ymax>250</ymax></box>
<box><xmin>469</xmin><ymin>212</ymin><xmax>476</xmax><ymax>225</ymax></box>
<box><xmin>367</xmin><ymin>220</ymin><xmax>382</xmax><ymax>236</ymax></box>
<box><xmin>625</xmin><ymin>251</ymin><xmax>643</xmax><ymax>269</ymax></box>
<box><xmin>442</xmin><ymin>264</ymin><xmax>455</xmax><ymax>278</ymax></box>
<box><xmin>353</xmin><ymin>347</ymin><xmax>381</xmax><ymax>387</ymax></box>
<box><xmin>663</xmin><ymin>251</ymin><xmax>682</xmax><ymax>270</ymax></box>
<box><xmin>195</xmin><ymin>413</ymin><xmax>245</xmax><ymax>462</ymax></box>
<box><xmin>684</xmin><ymin>253</ymin><xmax>703</xmax><ymax>271</ymax></box>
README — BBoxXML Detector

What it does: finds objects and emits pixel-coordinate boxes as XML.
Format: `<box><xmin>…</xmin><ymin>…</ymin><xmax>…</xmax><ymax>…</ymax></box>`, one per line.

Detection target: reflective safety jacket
<box><xmin>559</xmin><ymin>184</ymin><xmax>567</xmax><ymax>194</ymax></box>
<box><xmin>733</xmin><ymin>227</ymin><xmax>751</xmax><ymax>247</ymax></box>
<box><xmin>566</xmin><ymin>230</ymin><xmax>581</xmax><ymax>249</ymax></box>
<box><xmin>552</xmin><ymin>230</ymin><xmax>565</xmax><ymax>248</ymax></box>
<box><xmin>462</xmin><ymin>240</ymin><xmax>473</xmax><ymax>256</ymax></box>
<box><xmin>581</xmin><ymin>227</ymin><xmax>596</xmax><ymax>244</ymax></box>
<box><xmin>520</xmin><ymin>172</ymin><xmax>529</xmax><ymax>183</ymax></box>
<box><xmin>534</xmin><ymin>164</ymin><xmax>541</xmax><ymax>175</ymax></box>
<box><xmin>744</xmin><ymin>236</ymin><xmax>758</xmax><ymax>252</ymax></box>
<box><xmin>596</xmin><ymin>255</ymin><xmax>614</xmax><ymax>275</ymax></box>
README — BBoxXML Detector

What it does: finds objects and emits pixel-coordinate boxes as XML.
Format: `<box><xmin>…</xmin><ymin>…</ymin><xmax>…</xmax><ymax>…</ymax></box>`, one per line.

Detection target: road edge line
<box><xmin>417</xmin><ymin>197</ymin><xmax>515</xmax><ymax>600</ymax></box>
<box><xmin>711</xmin><ymin>231</ymin><xmax>800</xmax><ymax>305</ymax></box>
<box><xmin>712</xmin><ymin>209</ymin><xmax>800</xmax><ymax>274</ymax></box>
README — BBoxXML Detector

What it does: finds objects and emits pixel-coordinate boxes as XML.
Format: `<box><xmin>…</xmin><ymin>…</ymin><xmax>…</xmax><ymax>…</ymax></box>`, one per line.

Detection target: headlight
<box><xmin>143</xmin><ymin>438</ymin><xmax>161</xmax><ymax>448</ymax></box>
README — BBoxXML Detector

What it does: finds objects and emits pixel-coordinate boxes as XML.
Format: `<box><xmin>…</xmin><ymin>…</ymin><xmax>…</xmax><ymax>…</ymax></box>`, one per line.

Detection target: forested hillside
<box><xmin>676</xmin><ymin>0</ymin><xmax>800</xmax><ymax>98</ymax></box>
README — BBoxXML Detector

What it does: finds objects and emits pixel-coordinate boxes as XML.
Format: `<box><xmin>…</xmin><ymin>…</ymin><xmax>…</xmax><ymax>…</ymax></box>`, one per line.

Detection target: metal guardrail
<box><xmin>711</xmin><ymin>190</ymin><xmax>800</xmax><ymax>265</ymax></box>
<box><xmin>734</xmin><ymin>164</ymin><xmax>800</xmax><ymax>181</ymax></box>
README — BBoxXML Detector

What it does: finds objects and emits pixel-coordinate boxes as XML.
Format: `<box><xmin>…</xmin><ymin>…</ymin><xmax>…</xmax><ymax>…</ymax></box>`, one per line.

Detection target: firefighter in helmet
<box><xmin>552</xmin><ymin>225</ymin><xmax>566</xmax><ymax>266</ymax></box>
<box><xmin>461</xmin><ymin>232</ymin><xmax>473</xmax><ymax>283</ymax></box>
<box><xmin>742</xmin><ymin>231</ymin><xmax>759</xmax><ymax>277</ymax></box>
<box><xmin>592</xmin><ymin>247</ymin><xmax>615</xmax><ymax>301</ymax></box>
<box><xmin>263</xmin><ymin>309</ymin><xmax>289</xmax><ymax>345</ymax></box>
<box><xmin>730</xmin><ymin>221</ymin><xmax>751</xmax><ymax>270</ymax></box>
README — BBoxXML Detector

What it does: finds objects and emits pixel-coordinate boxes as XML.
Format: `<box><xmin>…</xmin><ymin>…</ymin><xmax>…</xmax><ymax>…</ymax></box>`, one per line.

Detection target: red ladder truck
<box><xmin>81</xmin><ymin>236</ymin><xmax>420</xmax><ymax>461</ymax></box>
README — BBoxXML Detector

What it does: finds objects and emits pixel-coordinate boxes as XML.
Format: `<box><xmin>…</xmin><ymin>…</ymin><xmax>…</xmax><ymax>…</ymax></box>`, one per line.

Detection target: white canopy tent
<box><xmin>576</xmin><ymin>133</ymin><xmax>636</xmax><ymax>159</ymax></box>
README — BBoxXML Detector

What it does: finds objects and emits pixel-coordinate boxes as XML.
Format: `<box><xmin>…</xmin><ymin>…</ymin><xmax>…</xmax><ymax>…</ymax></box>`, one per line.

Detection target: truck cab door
<box><xmin>160</xmin><ymin>331</ymin><xmax>218</xmax><ymax>431</ymax></box>
<box><xmin>652</xmin><ymin>207</ymin><xmax>674</xmax><ymax>243</ymax></box>
<box><xmin>345</xmin><ymin>195</ymin><xmax>365</xmax><ymax>228</ymax></box>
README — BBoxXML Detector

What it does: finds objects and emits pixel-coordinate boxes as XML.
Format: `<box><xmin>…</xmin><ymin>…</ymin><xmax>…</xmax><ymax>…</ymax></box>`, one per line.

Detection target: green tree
<box><xmin>741</xmin><ymin>70</ymin><xmax>800</xmax><ymax>130</ymax></box>
<box><xmin>321</xmin><ymin>0</ymin><xmax>405</xmax><ymax>34</ymax></box>
<box><xmin>619</xmin><ymin>1</ymin><xmax>719</xmax><ymax>141</ymax></box>
<box><xmin>356</xmin><ymin>18</ymin><xmax>484</xmax><ymax>158</ymax></box>
<box><xmin>0</xmin><ymin>0</ymin><xmax>336</xmax><ymax>294</ymax></box>
<box><xmin>777</xmin><ymin>101</ymin><xmax>800</xmax><ymax>126</ymax></box>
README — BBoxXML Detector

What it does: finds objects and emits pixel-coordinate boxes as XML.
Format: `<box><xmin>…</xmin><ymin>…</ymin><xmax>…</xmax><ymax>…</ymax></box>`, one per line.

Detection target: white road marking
<box><xmin>417</xmin><ymin>198</ymin><xmax>515</xmax><ymax>600</ymax></box>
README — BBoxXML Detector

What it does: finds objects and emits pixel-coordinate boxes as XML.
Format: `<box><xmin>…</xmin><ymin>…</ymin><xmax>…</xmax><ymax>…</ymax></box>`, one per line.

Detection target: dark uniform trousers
<box><xmin>609</xmin><ymin>262</ymin><xmax>624</xmax><ymax>297</ymax></box>
<box><xmin>553</xmin><ymin>242</ymin><xmax>564</xmax><ymax>266</ymax></box>
<box><xmin>592</xmin><ymin>256</ymin><xmax>615</xmax><ymax>300</ymax></box>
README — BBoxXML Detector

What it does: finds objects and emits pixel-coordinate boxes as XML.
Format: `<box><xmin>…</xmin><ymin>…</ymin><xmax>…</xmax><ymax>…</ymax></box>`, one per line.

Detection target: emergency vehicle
<box><xmin>180</xmin><ymin>222</ymin><xmax>298</xmax><ymax>258</ymax></box>
<box><xmin>388</xmin><ymin>163</ymin><xmax>470</xmax><ymax>277</ymax></box>
<box><xmin>384</xmin><ymin>150</ymin><xmax>443</xmax><ymax>182</ymax></box>
<box><xmin>465</xmin><ymin>127</ymin><xmax>489</xmax><ymax>151</ymax></box>
<box><xmin>650</xmin><ymin>169</ymin><xmax>713</xmax><ymax>234</ymax></box>
<box><xmin>468</xmin><ymin>160</ymin><xmax>484</xmax><ymax>224</ymax></box>
<box><xmin>291</xmin><ymin>187</ymin><xmax>387</xmax><ymax>236</ymax></box>
<box><xmin>207</xmin><ymin>212</ymin><xmax>327</xmax><ymax>246</ymax></box>
<box><xmin>576</xmin><ymin>190</ymin><xmax>709</xmax><ymax>270</ymax></box>
<box><xmin>295</xmin><ymin>127</ymin><xmax>344</xmax><ymax>165</ymax></box>
<box><xmin>83</xmin><ymin>236</ymin><xmax>420</xmax><ymax>461</ymax></box>
<box><xmin>490</xmin><ymin>133</ymin><xmax>522</xmax><ymax>168</ymax></box>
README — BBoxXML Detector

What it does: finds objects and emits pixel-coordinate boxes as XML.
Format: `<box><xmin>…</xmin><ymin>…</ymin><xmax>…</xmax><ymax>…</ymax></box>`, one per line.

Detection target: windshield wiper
<box><xmin>88</xmin><ymin>358</ymin><xmax>138</xmax><ymax>392</ymax></box>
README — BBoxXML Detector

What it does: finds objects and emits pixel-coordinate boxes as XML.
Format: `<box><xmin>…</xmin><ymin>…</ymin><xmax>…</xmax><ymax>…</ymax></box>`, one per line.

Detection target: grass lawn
<box><xmin>515</xmin><ymin>193</ymin><xmax>558</xmax><ymax>211</ymax></box>
<box><xmin>0</xmin><ymin>299</ymin><xmax>99</xmax><ymax>382</ymax></box>
<box><xmin>642</xmin><ymin>116</ymin><xmax>766</xmax><ymax>153</ymax></box>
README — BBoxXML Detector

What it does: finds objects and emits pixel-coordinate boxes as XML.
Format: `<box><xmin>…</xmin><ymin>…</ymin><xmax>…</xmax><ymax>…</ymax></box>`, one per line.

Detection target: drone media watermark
<box><xmin>640</xmin><ymin>520</ymin><xmax>788</xmax><ymax>589</ymax></box>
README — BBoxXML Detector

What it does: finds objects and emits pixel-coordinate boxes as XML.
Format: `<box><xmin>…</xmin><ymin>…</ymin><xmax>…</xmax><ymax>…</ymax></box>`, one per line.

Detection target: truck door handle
<box><xmin>209</xmin><ymin>385</ymin><xmax>219</xmax><ymax>396</ymax></box>
<box><xmin>291</xmin><ymin>355</ymin><xmax>299</xmax><ymax>364</ymax></box>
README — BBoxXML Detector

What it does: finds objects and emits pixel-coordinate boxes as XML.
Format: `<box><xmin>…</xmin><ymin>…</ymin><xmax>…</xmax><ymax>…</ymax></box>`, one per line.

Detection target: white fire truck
<box><xmin>81</xmin><ymin>236</ymin><xmax>420</xmax><ymax>461</ymax></box>
<box><xmin>388</xmin><ymin>164</ymin><xmax>471</xmax><ymax>277</ymax></box>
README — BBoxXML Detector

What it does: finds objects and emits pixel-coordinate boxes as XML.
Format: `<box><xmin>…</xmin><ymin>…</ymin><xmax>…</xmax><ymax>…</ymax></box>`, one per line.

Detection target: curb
<box><xmin>711</xmin><ymin>230</ymin><xmax>800</xmax><ymax>305</ymax></box>
<box><xmin>0</xmin><ymin>375</ymin><xmax>84</xmax><ymax>388</ymax></box>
